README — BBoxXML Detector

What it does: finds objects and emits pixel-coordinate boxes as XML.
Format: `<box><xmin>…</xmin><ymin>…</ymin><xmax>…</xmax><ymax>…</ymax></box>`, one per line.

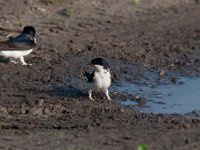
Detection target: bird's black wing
<box><xmin>0</xmin><ymin>33</ymin><xmax>36</xmax><ymax>51</ymax></box>
<box><xmin>0</xmin><ymin>40</ymin><xmax>36</xmax><ymax>51</ymax></box>
<box><xmin>84</xmin><ymin>71</ymin><xmax>95</xmax><ymax>83</ymax></box>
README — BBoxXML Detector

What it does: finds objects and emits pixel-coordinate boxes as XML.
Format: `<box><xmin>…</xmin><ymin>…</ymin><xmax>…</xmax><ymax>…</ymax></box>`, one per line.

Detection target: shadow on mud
<box><xmin>48</xmin><ymin>84</ymin><xmax>85</xmax><ymax>98</ymax></box>
<box><xmin>21</xmin><ymin>84</ymin><xmax>85</xmax><ymax>99</ymax></box>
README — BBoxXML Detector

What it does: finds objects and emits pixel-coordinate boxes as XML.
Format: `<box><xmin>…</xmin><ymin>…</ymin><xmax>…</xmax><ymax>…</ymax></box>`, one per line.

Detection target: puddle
<box><xmin>114</xmin><ymin>77</ymin><xmax>200</xmax><ymax>114</ymax></box>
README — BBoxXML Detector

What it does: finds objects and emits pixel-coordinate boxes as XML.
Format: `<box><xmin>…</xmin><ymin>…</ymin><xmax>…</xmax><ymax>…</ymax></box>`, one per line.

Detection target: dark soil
<box><xmin>0</xmin><ymin>0</ymin><xmax>200</xmax><ymax>149</ymax></box>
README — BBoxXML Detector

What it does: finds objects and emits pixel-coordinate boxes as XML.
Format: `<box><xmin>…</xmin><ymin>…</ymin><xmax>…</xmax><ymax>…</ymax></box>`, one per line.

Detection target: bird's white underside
<box><xmin>93</xmin><ymin>70</ymin><xmax>111</xmax><ymax>91</ymax></box>
<box><xmin>0</xmin><ymin>49</ymin><xmax>33</xmax><ymax>58</ymax></box>
<box><xmin>0</xmin><ymin>49</ymin><xmax>33</xmax><ymax>65</ymax></box>
<box><xmin>88</xmin><ymin>66</ymin><xmax>112</xmax><ymax>100</ymax></box>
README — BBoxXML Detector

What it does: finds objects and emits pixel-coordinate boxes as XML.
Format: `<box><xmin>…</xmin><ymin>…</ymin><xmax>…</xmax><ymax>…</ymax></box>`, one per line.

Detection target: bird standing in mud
<box><xmin>84</xmin><ymin>58</ymin><xmax>112</xmax><ymax>100</ymax></box>
<box><xmin>0</xmin><ymin>26</ymin><xmax>36</xmax><ymax>65</ymax></box>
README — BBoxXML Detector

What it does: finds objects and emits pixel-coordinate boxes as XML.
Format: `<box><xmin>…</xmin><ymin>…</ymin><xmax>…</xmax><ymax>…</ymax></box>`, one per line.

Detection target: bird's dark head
<box><xmin>22</xmin><ymin>26</ymin><xmax>36</xmax><ymax>37</ymax></box>
<box><xmin>91</xmin><ymin>57</ymin><xmax>110</xmax><ymax>70</ymax></box>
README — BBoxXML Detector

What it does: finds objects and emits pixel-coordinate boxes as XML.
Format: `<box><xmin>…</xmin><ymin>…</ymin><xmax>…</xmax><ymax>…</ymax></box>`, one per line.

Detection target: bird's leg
<box><xmin>105</xmin><ymin>90</ymin><xmax>111</xmax><ymax>100</ymax></box>
<box><xmin>20</xmin><ymin>56</ymin><xmax>27</xmax><ymax>65</ymax></box>
<box><xmin>89</xmin><ymin>89</ymin><xmax>94</xmax><ymax>101</ymax></box>
<box><xmin>20</xmin><ymin>56</ymin><xmax>32</xmax><ymax>66</ymax></box>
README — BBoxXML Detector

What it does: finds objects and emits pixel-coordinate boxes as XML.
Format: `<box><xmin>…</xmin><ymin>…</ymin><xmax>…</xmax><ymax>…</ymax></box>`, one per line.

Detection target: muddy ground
<box><xmin>0</xmin><ymin>0</ymin><xmax>200</xmax><ymax>149</ymax></box>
